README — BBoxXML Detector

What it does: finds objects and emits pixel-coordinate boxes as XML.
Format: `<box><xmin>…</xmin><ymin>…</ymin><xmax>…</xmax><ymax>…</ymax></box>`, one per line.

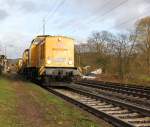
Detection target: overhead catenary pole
<box><xmin>37</xmin><ymin>0</ymin><xmax>66</xmax><ymax>35</ymax></box>
<box><xmin>43</xmin><ymin>18</ymin><xmax>46</xmax><ymax>35</ymax></box>
<box><xmin>4</xmin><ymin>46</ymin><xmax>6</xmax><ymax>57</ymax></box>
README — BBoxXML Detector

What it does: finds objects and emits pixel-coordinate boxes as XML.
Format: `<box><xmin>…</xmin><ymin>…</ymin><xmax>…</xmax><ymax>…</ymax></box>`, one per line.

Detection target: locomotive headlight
<box><xmin>47</xmin><ymin>59</ymin><xmax>51</xmax><ymax>64</ymax></box>
<box><xmin>58</xmin><ymin>37</ymin><xmax>62</xmax><ymax>42</ymax></box>
<box><xmin>68</xmin><ymin>60</ymin><xmax>73</xmax><ymax>65</ymax></box>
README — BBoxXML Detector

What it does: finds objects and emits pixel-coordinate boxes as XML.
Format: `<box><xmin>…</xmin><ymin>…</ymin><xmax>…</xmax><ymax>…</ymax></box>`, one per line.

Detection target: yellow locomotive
<box><xmin>16</xmin><ymin>58</ymin><xmax>23</xmax><ymax>73</ymax></box>
<box><xmin>19</xmin><ymin>35</ymin><xmax>78</xmax><ymax>85</ymax></box>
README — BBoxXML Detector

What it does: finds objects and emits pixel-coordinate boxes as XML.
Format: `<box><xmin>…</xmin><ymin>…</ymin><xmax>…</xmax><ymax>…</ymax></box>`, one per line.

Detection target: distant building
<box><xmin>0</xmin><ymin>55</ymin><xmax>7</xmax><ymax>72</ymax></box>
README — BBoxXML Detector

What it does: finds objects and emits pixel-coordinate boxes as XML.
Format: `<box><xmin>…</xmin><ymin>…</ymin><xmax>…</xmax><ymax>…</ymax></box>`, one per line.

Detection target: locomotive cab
<box><xmin>37</xmin><ymin>36</ymin><xmax>78</xmax><ymax>82</ymax></box>
<box><xmin>19</xmin><ymin>35</ymin><xmax>79</xmax><ymax>85</ymax></box>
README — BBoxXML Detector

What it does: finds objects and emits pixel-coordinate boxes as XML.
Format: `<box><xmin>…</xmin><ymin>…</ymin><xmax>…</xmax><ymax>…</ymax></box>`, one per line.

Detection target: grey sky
<box><xmin>0</xmin><ymin>0</ymin><xmax>149</xmax><ymax>58</ymax></box>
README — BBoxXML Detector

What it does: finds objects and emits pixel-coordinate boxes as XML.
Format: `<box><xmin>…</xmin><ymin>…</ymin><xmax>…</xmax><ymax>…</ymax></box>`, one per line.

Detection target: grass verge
<box><xmin>0</xmin><ymin>76</ymin><xmax>112</xmax><ymax>127</ymax></box>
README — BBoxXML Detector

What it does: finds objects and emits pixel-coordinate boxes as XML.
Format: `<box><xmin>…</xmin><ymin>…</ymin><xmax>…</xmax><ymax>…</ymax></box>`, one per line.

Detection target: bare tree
<box><xmin>136</xmin><ymin>16</ymin><xmax>150</xmax><ymax>74</ymax></box>
<box><xmin>111</xmin><ymin>32</ymin><xmax>136</xmax><ymax>79</ymax></box>
<box><xmin>87</xmin><ymin>31</ymin><xmax>112</xmax><ymax>53</ymax></box>
<box><xmin>86</xmin><ymin>31</ymin><xmax>115</xmax><ymax>72</ymax></box>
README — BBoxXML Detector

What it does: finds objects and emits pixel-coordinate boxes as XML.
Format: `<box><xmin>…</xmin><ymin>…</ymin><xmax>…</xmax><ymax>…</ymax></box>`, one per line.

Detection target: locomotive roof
<box><xmin>37</xmin><ymin>35</ymin><xmax>51</xmax><ymax>37</ymax></box>
<box><xmin>36</xmin><ymin>35</ymin><xmax>74</xmax><ymax>40</ymax></box>
<box><xmin>30</xmin><ymin>35</ymin><xmax>75</xmax><ymax>46</ymax></box>
<box><xmin>24</xmin><ymin>49</ymin><xmax>29</xmax><ymax>52</ymax></box>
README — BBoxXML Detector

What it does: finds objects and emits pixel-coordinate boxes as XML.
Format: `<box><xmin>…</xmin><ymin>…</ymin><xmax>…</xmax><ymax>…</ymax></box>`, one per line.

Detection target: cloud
<box><xmin>0</xmin><ymin>9</ymin><xmax>8</xmax><ymax>20</ymax></box>
<box><xmin>0</xmin><ymin>32</ymin><xmax>32</xmax><ymax>58</ymax></box>
<box><xmin>0</xmin><ymin>0</ymin><xmax>150</xmax><ymax>58</ymax></box>
<box><xmin>18</xmin><ymin>0</ymin><xmax>52</xmax><ymax>13</ymax></box>
<box><xmin>18</xmin><ymin>1</ymin><xmax>37</xmax><ymax>13</ymax></box>
<box><xmin>107</xmin><ymin>0</ymin><xmax>150</xmax><ymax>31</ymax></box>
<box><xmin>66</xmin><ymin>0</ymin><xmax>150</xmax><ymax>32</ymax></box>
<box><xmin>2</xmin><ymin>0</ymin><xmax>52</xmax><ymax>14</ymax></box>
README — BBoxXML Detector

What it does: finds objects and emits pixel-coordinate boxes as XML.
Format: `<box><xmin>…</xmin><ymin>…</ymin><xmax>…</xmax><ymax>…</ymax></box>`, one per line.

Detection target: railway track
<box><xmin>75</xmin><ymin>80</ymin><xmax>150</xmax><ymax>99</ymax></box>
<box><xmin>69</xmin><ymin>84</ymin><xmax>150</xmax><ymax>109</ymax></box>
<box><xmin>74</xmin><ymin>80</ymin><xmax>150</xmax><ymax>109</ymax></box>
<box><xmin>64</xmin><ymin>83</ymin><xmax>150</xmax><ymax>110</ymax></box>
<box><xmin>46</xmin><ymin>84</ymin><xmax>150</xmax><ymax>127</ymax></box>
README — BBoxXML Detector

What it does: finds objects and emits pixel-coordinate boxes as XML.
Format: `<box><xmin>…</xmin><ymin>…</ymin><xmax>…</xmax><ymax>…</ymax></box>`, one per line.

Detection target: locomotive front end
<box><xmin>39</xmin><ymin>36</ymin><xmax>78</xmax><ymax>81</ymax></box>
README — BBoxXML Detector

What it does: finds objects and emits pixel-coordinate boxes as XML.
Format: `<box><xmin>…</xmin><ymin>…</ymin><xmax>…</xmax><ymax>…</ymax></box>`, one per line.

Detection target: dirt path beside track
<box><xmin>0</xmin><ymin>74</ymin><xmax>113</xmax><ymax>127</ymax></box>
